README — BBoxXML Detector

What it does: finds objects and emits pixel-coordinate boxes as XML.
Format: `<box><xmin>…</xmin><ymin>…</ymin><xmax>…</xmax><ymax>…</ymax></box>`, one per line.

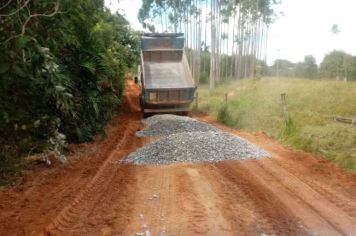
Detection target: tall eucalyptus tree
<box><xmin>137</xmin><ymin>0</ymin><xmax>278</xmax><ymax>88</ymax></box>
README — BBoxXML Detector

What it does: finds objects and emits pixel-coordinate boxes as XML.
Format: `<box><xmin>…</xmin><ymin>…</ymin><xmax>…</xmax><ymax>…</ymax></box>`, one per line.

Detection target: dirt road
<box><xmin>1</xmin><ymin>81</ymin><xmax>356</xmax><ymax>235</ymax></box>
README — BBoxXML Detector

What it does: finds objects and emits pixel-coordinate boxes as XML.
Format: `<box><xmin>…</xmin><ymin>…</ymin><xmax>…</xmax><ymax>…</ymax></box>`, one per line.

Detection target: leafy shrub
<box><xmin>278</xmin><ymin>118</ymin><xmax>297</xmax><ymax>139</ymax></box>
<box><xmin>279</xmin><ymin>118</ymin><xmax>312</xmax><ymax>150</ymax></box>
<box><xmin>217</xmin><ymin>105</ymin><xmax>236</xmax><ymax>126</ymax></box>
<box><xmin>199</xmin><ymin>72</ymin><xmax>209</xmax><ymax>84</ymax></box>
<box><xmin>0</xmin><ymin>0</ymin><xmax>139</xmax><ymax>184</ymax></box>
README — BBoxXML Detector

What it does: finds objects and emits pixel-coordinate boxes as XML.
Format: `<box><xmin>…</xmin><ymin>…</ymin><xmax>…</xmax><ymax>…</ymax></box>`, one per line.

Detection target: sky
<box><xmin>105</xmin><ymin>0</ymin><xmax>356</xmax><ymax>65</ymax></box>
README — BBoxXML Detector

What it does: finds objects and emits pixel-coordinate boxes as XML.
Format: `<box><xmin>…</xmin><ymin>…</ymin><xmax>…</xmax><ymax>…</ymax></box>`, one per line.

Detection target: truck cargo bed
<box><xmin>142</xmin><ymin>50</ymin><xmax>195</xmax><ymax>89</ymax></box>
<box><xmin>139</xmin><ymin>33</ymin><xmax>196</xmax><ymax>114</ymax></box>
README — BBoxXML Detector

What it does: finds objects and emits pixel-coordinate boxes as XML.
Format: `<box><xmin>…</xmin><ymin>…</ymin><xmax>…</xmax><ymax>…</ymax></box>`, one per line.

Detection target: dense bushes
<box><xmin>0</xmin><ymin>0</ymin><xmax>139</xmax><ymax>177</ymax></box>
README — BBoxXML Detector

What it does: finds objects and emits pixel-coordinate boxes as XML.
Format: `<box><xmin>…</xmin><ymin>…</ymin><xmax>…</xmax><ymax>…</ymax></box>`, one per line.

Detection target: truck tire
<box><xmin>176</xmin><ymin>111</ymin><xmax>188</xmax><ymax>116</ymax></box>
<box><xmin>143</xmin><ymin>112</ymin><xmax>151</xmax><ymax>118</ymax></box>
<box><xmin>139</xmin><ymin>94</ymin><xmax>144</xmax><ymax>112</ymax></box>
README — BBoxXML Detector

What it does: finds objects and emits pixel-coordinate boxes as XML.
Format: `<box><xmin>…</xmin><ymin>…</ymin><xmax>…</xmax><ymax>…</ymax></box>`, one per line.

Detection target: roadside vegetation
<box><xmin>198</xmin><ymin>77</ymin><xmax>356</xmax><ymax>170</ymax></box>
<box><xmin>0</xmin><ymin>0</ymin><xmax>139</xmax><ymax>185</ymax></box>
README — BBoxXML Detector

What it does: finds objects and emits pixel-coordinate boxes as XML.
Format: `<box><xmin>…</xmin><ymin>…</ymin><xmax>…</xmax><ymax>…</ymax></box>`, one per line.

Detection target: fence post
<box><xmin>225</xmin><ymin>93</ymin><xmax>228</xmax><ymax>106</ymax></box>
<box><xmin>280</xmin><ymin>93</ymin><xmax>289</xmax><ymax>122</ymax></box>
<box><xmin>195</xmin><ymin>92</ymin><xmax>198</xmax><ymax>110</ymax></box>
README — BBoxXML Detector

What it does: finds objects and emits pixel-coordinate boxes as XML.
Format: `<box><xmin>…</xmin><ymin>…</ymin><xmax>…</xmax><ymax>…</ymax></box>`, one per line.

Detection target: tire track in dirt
<box><xmin>215</xmin><ymin>161</ymin><xmax>307</xmax><ymax>236</ymax></box>
<box><xmin>200</xmin><ymin>164</ymin><xmax>276</xmax><ymax>235</ymax></box>
<box><xmin>117</xmin><ymin>165</ymin><xmax>230</xmax><ymax>235</ymax></box>
<box><xmin>45</xmin><ymin>124</ymin><xmax>134</xmax><ymax>235</ymax></box>
<box><xmin>239</xmin><ymin>160</ymin><xmax>347</xmax><ymax>235</ymax></box>
<box><xmin>178</xmin><ymin>168</ymin><xmax>212</xmax><ymax>235</ymax></box>
<box><xmin>44</xmin><ymin>81</ymin><xmax>144</xmax><ymax>235</ymax></box>
<box><xmin>0</xmin><ymin>115</ymin><xmax>132</xmax><ymax>235</ymax></box>
<box><xmin>269</xmin><ymin>157</ymin><xmax>356</xmax><ymax>219</ymax></box>
<box><xmin>253</xmin><ymin>158</ymin><xmax>356</xmax><ymax>235</ymax></box>
<box><xmin>117</xmin><ymin>165</ymin><xmax>187</xmax><ymax>236</ymax></box>
<box><xmin>116</xmin><ymin>163</ymin><xmax>307</xmax><ymax>236</ymax></box>
<box><xmin>57</xmin><ymin>163</ymin><xmax>139</xmax><ymax>236</ymax></box>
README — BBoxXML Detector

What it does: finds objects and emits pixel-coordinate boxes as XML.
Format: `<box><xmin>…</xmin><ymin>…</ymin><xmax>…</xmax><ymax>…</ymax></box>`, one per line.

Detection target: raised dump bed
<box><xmin>139</xmin><ymin>33</ymin><xmax>196</xmax><ymax>115</ymax></box>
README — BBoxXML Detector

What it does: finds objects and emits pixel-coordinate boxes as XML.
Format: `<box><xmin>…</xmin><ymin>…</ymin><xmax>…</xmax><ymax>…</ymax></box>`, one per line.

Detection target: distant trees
<box><xmin>137</xmin><ymin>2</ymin><xmax>356</xmax><ymax>83</ymax></box>
<box><xmin>295</xmin><ymin>55</ymin><xmax>318</xmax><ymax>78</ymax></box>
<box><xmin>137</xmin><ymin>0</ymin><xmax>279</xmax><ymax>88</ymax></box>
<box><xmin>268</xmin><ymin>52</ymin><xmax>356</xmax><ymax>80</ymax></box>
<box><xmin>270</xmin><ymin>56</ymin><xmax>317</xmax><ymax>79</ymax></box>
<box><xmin>320</xmin><ymin>51</ymin><xmax>356</xmax><ymax>81</ymax></box>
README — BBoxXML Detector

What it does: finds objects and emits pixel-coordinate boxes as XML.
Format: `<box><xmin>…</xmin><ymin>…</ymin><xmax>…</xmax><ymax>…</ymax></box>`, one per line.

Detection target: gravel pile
<box><xmin>124</xmin><ymin>114</ymin><xmax>270</xmax><ymax>165</ymax></box>
<box><xmin>137</xmin><ymin>114</ymin><xmax>217</xmax><ymax>137</ymax></box>
<box><xmin>143</xmin><ymin>114</ymin><xmax>194</xmax><ymax>126</ymax></box>
<box><xmin>126</xmin><ymin>130</ymin><xmax>270</xmax><ymax>164</ymax></box>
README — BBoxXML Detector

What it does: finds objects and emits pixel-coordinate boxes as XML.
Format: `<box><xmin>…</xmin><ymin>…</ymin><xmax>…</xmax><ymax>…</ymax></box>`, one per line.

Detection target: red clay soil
<box><xmin>0</xmin><ymin>80</ymin><xmax>356</xmax><ymax>236</ymax></box>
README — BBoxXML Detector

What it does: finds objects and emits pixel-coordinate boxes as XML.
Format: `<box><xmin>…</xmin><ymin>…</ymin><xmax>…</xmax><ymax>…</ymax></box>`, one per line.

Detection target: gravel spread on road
<box><xmin>143</xmin><ymin>114</ymin><xmax>194</xmax><ymax>126</ymax></box>
<box><xmin>125</xmin><ymin>115</ymin><xmax>271</xmax><ymax>164</ymax></box>
<box><xmin>137</xmin><ymin>114</ymin><xmax>217</xmax><ymax>137</ymax></box>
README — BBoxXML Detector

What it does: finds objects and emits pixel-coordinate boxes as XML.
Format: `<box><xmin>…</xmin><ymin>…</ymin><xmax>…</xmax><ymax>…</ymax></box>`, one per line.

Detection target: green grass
<box><xmin>198</xmin><ymin>77</ymin><xmax>356</xmax><ymax>170</ymax></box>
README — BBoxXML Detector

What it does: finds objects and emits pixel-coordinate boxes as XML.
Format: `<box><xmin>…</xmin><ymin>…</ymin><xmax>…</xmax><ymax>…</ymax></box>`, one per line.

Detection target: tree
<box><xmin>320</xmin><ymin>51</ymin><xmax>355</xmax><ymax>80</ymax></box>
<box><xmin>0</xmin><ymin>0</ymin><xmax>139</xmax><ymax>169</ymax></box>
<box><xmin>270</xmin><ymin>59</ymin><xmax>296</xmax><ymax>77</ymax></box>
<box><xmin>295</xmin><ymin>55</ymin><xmax>318</xmax><ymax>78</ymax></box>
<box><xmin>303</xmin><ymin>55</ymin><xmax>318</xmax><ymax>77</ymax></box>
<box><xmin>331</xmin><ymin>24</ymin><xmax>341</xmax><ymax>34</ymax></box>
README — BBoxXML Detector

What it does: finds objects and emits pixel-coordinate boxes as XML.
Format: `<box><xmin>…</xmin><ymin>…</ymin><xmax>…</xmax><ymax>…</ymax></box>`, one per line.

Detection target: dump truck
<box><xmin>139</xmin><ymin>33</ymin><xmax>196</xmax><ymax>116</ymax></box>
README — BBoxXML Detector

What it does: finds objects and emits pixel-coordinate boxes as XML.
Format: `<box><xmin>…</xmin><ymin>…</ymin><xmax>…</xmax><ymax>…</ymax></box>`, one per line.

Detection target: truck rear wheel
<box><xmin>177</xmin><ymin>111</ymin><xmax>188</xmax><ymax>116</ymax></box>
<box><xmin>143</xmin><ymin>112</ymin><xmax>151</xmax><ymax>118</ymax></box>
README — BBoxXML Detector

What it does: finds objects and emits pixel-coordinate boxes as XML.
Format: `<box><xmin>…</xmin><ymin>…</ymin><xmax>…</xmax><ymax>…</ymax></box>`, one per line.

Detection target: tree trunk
<box><xmin>209</xmin><ymin>0</ymin><xmax>216</xmax><ymax>89</ymax></box>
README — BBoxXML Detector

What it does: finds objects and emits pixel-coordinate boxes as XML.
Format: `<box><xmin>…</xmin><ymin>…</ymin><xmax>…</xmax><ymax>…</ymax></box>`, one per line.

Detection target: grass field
<box><xmin>197</xmin><ymin>77</ymin><xmax>356</xmax><ymax>170</ymax></box>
